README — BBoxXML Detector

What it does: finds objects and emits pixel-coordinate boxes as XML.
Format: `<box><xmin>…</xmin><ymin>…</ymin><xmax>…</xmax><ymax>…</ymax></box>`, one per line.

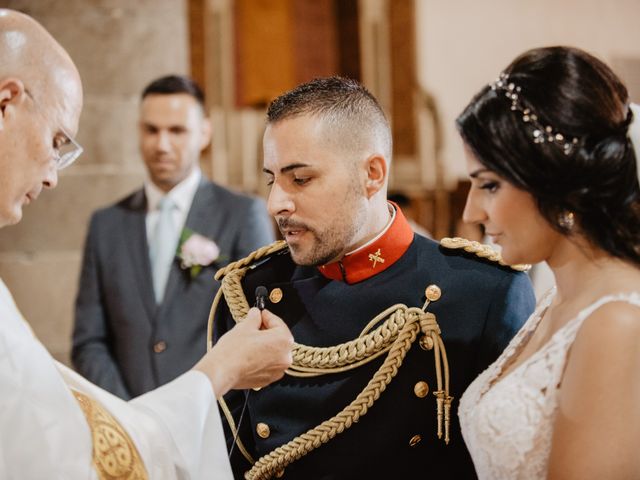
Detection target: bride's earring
<box><xmin>558</xmin><ymin>211</ymin><xmax>575</xmax><ymax>230</ymax></box>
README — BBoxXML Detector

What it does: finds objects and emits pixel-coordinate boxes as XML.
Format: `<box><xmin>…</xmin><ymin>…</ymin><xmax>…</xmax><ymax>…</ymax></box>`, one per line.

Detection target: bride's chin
<box><xmin>502</xmin><ymin>252</ymin><xmax>530</xmax><ymax>267</ymax></box>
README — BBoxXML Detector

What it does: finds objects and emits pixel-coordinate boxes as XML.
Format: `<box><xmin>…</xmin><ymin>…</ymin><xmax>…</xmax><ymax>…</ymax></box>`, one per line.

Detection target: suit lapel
<box><xmin>124</xmin><ymin>189</ymin><xmax>157</xmax><ymax>320</ymax></box>
<box><xmin>184</xmin><ymin>180</ymin><xmax>223</xmax><ymax>239</ymax></box>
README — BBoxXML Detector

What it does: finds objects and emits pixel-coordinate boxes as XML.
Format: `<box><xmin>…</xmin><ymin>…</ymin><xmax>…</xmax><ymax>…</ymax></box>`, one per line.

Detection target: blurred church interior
<box><xmin>1</xmin><ymin>0</ymin><xmax>639</xmax><ymax>364</ymax></box>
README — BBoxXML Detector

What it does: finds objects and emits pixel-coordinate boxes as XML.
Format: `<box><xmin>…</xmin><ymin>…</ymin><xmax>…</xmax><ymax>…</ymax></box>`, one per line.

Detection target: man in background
<box><xmin>73</xmin><ymin>75</ymin><xmax>275</xmax><ymax>399</ymax></box>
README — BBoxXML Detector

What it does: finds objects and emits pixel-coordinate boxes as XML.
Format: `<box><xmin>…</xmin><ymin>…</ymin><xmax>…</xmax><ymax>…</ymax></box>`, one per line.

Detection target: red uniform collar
<box><xmin>318</xmin><ymin>202</ymin><xmax>414</xmax><ymax>284</ymax></box>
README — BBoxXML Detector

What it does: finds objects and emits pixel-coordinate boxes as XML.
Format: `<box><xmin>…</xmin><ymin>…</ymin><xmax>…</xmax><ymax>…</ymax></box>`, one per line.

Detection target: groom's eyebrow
<box><xmin>263</xmin><ymin>163</ymin><xmax>312</xmax><ymax>176</ymax></box>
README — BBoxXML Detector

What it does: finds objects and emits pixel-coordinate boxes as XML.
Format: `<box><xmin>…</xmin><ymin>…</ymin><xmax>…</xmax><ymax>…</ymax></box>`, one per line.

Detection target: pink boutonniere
<box><xmin>177</xmin><ymin>228</ymin><xmax>221</xmax><ymax>278</ymax></box>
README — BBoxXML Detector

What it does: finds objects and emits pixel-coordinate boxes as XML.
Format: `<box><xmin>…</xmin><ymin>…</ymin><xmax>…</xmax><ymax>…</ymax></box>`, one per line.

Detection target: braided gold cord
<box><xmin>289</xmin><ymin>307</ymin><xmax>427</xmax><ymax>374</ymax></box>
<box><xmin>212</xmin><ymin>245</ymin><xmax>439</xmax><ymax>375</ymax></box>
<box><xmin>245</xmin><ymin>308</ymin><xmax>437</xmax><ymax>480</ymax></box>
<box><xmin>207</xmin><ymin>240</ymin><xmax>289</xmax><ymax>349</ymax></box>
<box><xmin>220</xmin><ymin>268</ymin><xmax>252</xmax><ymax>321</ymax></box>
<box><xmin>214</xmin><ymin>241</ymin><xmax>288</xmax><ymax>281</ymax></box>
<box><xmin>206</xmin><ymin>241</ymin><xmax>289</xmax><ymax>464</ymax></box>
<box><xmin>440</xmin><ymin>237</ymin><xmax>531</xmax><ymax>271</ymax></box>
<box><xmin>219</xmin><ymin>395</ymin><xmax>256</xmax><ymax>464</ymax></box>
<box><xmin>208</xmin><ymin>242</ymin><xmax>452</xmax><ymax>480</ymax></box>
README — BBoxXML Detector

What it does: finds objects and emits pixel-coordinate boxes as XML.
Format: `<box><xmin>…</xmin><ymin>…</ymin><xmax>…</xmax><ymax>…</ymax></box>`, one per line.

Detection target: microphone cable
<box><xmin>228</xmin><ymin>286</ymin><xmax>269</xmax><ymax>459</ymax></box>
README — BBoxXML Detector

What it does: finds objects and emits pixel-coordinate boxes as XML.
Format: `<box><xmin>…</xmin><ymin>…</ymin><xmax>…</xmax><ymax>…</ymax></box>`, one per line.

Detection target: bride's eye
<box><xmin>479</xmin><ymin>181</ymin><xmax>500</xmax><ymax>193</ymax></box>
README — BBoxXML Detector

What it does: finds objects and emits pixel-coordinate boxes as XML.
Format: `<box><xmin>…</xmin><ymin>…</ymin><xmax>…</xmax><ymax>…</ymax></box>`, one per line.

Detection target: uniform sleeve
<box><xmin>233</xmin><ymin>197</ymin><xmax>275</xmax><ymax>259</ymax></box>
<box><xmin>476</xmin><ymin>271</ymin><xmax>536</xmax><ymax>370</ymax></box>
<box><xmin>72</xmin><ymin>213</ymin><xmax>131</xmax><ymax>399</ymax></box>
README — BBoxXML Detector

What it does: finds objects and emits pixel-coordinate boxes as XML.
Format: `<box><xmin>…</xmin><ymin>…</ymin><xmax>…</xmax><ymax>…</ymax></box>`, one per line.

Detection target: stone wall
<box><xmin>0</xmin><ymin>0</ymin><xmax>189</xmax><ymax>363</ymax></box>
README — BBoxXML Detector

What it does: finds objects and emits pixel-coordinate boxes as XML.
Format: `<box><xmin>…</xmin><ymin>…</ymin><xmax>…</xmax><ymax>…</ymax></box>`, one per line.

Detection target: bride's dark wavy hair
<box><xmin>457</xmin><ymin>46</ymin><xmax>640</xmax><ymax>266</ymax></box>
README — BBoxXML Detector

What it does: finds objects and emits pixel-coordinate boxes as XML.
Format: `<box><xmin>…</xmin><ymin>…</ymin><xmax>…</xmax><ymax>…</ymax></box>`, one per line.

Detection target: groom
<box><xmin>214</xmin><ymin>76</ymin><xmax>536</xmax><ymax>479</ymax></box>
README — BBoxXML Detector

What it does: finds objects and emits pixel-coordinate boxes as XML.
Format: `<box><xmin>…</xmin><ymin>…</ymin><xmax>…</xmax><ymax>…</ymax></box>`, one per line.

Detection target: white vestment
<box><xmin>0</xmin><ymin>278</ymin><xmax>233</xmax><ymax>479</ymax></box>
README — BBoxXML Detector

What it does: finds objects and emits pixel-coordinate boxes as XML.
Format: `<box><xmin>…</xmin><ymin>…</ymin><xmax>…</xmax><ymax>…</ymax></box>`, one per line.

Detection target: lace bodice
<box><xmin>459</xmin><ymin>290</ymin><xmax>640</xmax><ymax>479</ymax></box>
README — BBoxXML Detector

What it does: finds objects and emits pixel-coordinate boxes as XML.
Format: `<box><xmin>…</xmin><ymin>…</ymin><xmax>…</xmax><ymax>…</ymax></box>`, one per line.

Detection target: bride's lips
<box><xmin>486</xmin><ymin>232</ymin><xmax>501</xmax><ymax>243</ymax></box>
<box><xmin>24</xmin><ymin>192</ymin><xmax>37</xmax><ymax>205</ymax></box>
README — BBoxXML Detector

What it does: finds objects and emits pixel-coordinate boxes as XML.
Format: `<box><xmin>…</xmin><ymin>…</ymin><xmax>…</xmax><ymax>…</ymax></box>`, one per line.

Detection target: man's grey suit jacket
<box><xmin>72</xmin><ymin>179</ymin><xmax>274</xmax><ymax>399</ymax></box>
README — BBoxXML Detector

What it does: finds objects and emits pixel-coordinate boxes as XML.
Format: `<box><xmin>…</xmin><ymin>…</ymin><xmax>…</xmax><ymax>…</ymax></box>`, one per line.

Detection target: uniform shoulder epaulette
<box><xmin>214</xmin><ymin>240</ymin><xmax>289</xmax><ymax>281</ymax></box>
<box><xmin>439</xmin><ymin>237</ymin><xmax>530</xmax><ymax>272</ymax></box>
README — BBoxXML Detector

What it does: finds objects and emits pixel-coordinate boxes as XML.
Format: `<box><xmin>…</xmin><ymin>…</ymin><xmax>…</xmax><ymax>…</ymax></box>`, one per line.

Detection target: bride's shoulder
<box><xmin>558</xmin><ymin>294</ymin><xmax>640</xmax><ymax>401</ymax></box>
<box><xmin>574</xmin><ymin>294</ymin><xmax>640</xmax><ymax>354</ymax></box>
<box><xmin>587</xmin><ymin>296</ymin><xmax>640</xmax><ymax>325</ymax></box>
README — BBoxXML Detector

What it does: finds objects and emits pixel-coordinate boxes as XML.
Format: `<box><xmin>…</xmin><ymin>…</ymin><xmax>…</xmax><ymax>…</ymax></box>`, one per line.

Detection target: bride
<box><xmin>456</xmin><ymin>46</ymin><xmax>640</xmax><ymax>479</ymax></box>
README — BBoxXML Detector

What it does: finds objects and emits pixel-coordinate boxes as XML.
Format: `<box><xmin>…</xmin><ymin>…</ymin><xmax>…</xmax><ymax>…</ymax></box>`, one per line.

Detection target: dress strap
<box><xmin>562</xmin><ymin>292</ymin><xmax>640</xmax><ymax>340</ymax></box>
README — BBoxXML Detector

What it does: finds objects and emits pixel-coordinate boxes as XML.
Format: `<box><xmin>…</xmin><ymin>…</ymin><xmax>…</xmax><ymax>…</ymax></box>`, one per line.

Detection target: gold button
<box><xmin>409</xmin><ymin>434</ymin><xmax>422</xmax><ymax>447</ymax></box>
<box><xmin>256</xmin><ymin>422</ymin><xmax>271</xmax><ymax>439</ymax></box>
<box><xmin>269</xmin><ymin>288</ymin><xmax>283</xmax><ymax>304</ymax></box>
<box><xmin>153</xmin><ymin>341</ymin><xmax>167</xmax><ymax>353</ymax></box>
<box><xmin>414</xmin><ymin>381</ymin><xmax>429</xmax><ymax>398</ymax></box>
<box><xmin>419</xmin><ymin>335</ymin><xmax>434</xmax><ymax>351</ymax></box>
<box><xmin>425</xmin><ymin>284</ymin><xmax>441</xmax><ymax>302</ymax></box>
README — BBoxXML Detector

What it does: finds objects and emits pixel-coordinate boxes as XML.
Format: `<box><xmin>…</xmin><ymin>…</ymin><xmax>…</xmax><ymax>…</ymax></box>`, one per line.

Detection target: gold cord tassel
<box><xmin>434</xmin><ymin>390</ymin><xmax>445</xmax><ymax>440</ymax></box>
<box><xmin>444</xmin><ymin>394</ymin><xmax>454</xmax><ymax>444</ymax></box>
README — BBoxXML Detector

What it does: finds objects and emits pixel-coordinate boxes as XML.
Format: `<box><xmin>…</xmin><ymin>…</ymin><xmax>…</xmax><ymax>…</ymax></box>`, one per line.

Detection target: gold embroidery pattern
<box><xmin>72</xmin><ymin>390</ymin><xmax>148</xmax><ymax>480</ymax></box>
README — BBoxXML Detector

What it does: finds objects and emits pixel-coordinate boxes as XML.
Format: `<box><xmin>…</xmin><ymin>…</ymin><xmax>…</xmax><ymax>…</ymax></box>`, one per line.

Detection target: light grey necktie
<box><xmin>149</xmin><ymin>196</ymin><xmax>177</xmax><ymax>303</ymax></box>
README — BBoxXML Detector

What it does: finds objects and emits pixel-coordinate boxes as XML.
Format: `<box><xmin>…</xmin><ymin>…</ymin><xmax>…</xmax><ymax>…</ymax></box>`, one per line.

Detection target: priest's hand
<box><xmin>193</xmin><ymin>307</ymin><xmax>293</xmax><ymax>397</ymax></box>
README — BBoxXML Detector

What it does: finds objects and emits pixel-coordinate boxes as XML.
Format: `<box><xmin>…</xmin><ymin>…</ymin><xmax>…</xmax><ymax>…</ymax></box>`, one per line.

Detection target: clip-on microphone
<box><xmin>228</xmin><ymin>286</ymin><xmax>268</xmax><ymax>459</ymax></box>
<box><xmin>255</xmin><ymin>285</ymin><xmax>268</xmax><ymax>312</ymax></box>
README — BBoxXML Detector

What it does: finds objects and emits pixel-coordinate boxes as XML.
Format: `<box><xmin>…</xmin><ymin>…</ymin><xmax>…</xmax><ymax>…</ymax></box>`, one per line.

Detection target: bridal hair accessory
<box><xmin>490</xmin><ymin>72</ymin><xmax>579</xmax><ymax>155</ymax></box>
<box><xmin>628</xmin><ymin>103</ymin><xmax>640</xmax><ymax>187</ymax></box>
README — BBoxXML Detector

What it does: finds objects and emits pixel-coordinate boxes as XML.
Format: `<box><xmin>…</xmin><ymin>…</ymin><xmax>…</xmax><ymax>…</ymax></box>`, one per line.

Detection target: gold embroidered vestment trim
<box><xmin>72</xmin><ymin>390</ymin><xmax>148</xmax><ymax>480</ymax></box>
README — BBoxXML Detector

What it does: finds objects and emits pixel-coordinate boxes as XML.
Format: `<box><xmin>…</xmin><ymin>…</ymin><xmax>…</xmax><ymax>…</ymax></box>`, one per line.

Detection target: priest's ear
<box><xmin>363</xmin><ymin>153</ymin><xmax>388</xmax><ymax>198</ymax></box>
<box><xmin>0</xmin><ymin>78</ymin><xmax>27</xmax><ymax>131</ymax></box>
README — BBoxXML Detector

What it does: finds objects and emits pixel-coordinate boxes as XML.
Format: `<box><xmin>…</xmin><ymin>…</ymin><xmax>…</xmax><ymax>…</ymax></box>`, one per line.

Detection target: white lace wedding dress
<box><xmin>458</xmin><ymin>289</ymin><xmax>640</xmax><ymax>479</ymax></box>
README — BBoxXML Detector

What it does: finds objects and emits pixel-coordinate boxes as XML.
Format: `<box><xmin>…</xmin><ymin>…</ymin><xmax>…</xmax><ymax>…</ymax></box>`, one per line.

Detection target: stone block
<box><xmin>0</xmin><ymin>252</ymin><xmax>82</xmax><ymax>366</ymax></box>
<box><xmin>0</xmin><ymin>172</ymin><xmax>144</xmax><ymax>253</ymax></box>
<box><xmin>6</xmin><ymin>1</ymin><xmax>189</xmax><ymax>96</ymax></box>
<box><xmin>75</xmin><ymin>96</ymin><xmax>142</xmax><ymax>167</ymax></box>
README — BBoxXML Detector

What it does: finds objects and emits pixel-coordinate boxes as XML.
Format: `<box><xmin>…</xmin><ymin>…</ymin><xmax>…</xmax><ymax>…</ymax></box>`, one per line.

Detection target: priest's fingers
<box><xmin>242</xmin><ymin>307</ymin><xmax>263</xmax><ymax>328</ymax></box>
<box><xmin>193</xmin><ymin>308</ymin><xmax>293</xmax><ymax>395</ymax></box>
<box><xmin>260</xmin><ymin>308</ymin><xmax>289</xmax><ymax>331</ymax></box>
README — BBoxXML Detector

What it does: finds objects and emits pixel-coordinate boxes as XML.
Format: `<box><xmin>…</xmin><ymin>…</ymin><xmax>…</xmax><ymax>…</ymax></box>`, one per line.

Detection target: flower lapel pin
<box><xmin>177</xmin><ymin>228</ymin><xmax>221</xmax><ymax>279</ymax></box>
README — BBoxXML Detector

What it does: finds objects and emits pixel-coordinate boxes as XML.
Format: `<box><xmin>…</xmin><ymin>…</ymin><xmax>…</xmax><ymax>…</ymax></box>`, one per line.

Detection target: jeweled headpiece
<box><xmin>490</xmin><ymin>72</ymin><xmax>580</xmax><ymax>155</ymax></box>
